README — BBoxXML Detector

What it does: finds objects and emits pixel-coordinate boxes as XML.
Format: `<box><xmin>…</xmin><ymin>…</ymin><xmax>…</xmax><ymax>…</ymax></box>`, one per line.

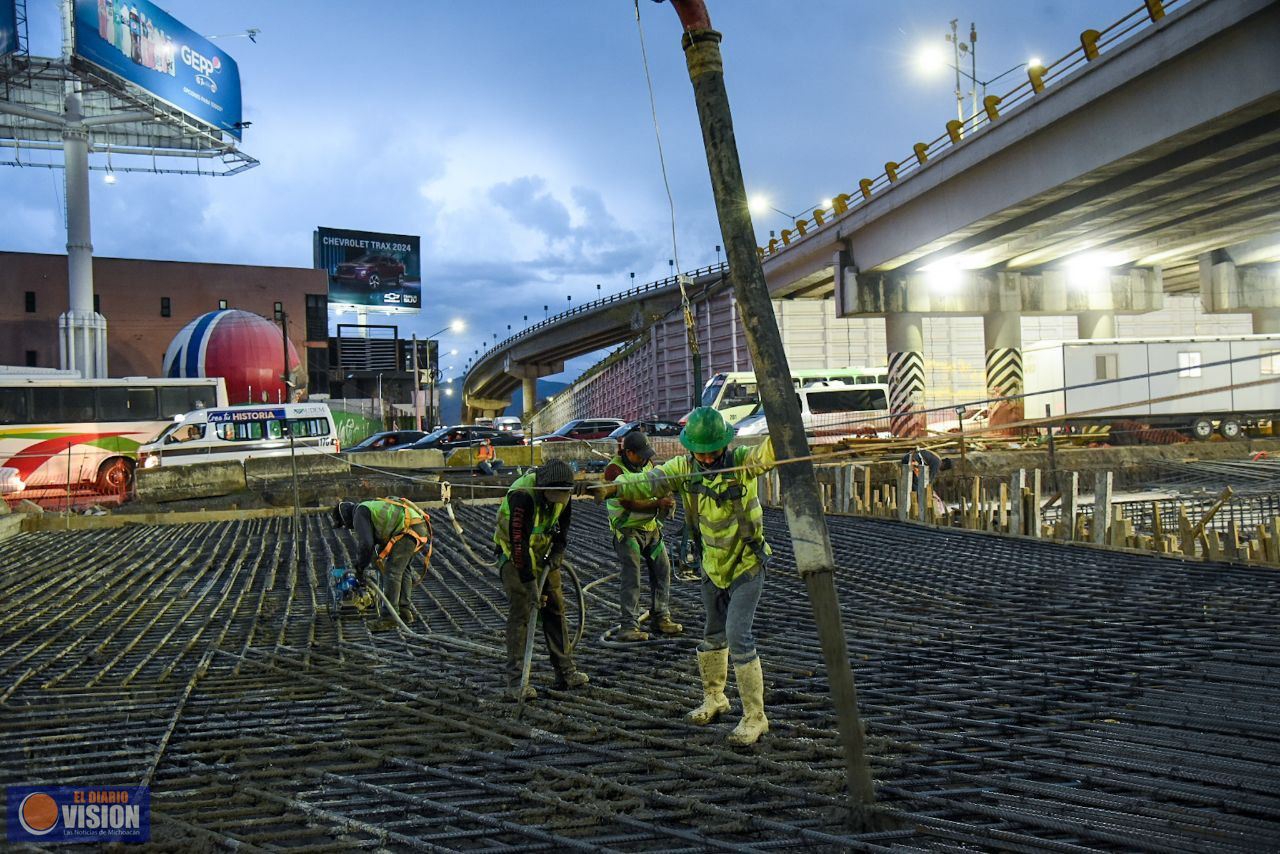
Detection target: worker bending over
<box><xmin>594</xmin><ymin>407</ymin><xmax>775</xmax><ymax>746</ymax></box>
<box><xmin>493</xmin><ymin>459</ymin><xmax>590</xmax><ymax>700</ymax></box>
<box><xmin>332</xmin><ymin>496</ymin><xmax>431</xmax><ymax>631</ymax></box>
<box><xmin>604</xmin><ymin>430</ymin><xmax>682</xmax><ymax>641</ymax></box>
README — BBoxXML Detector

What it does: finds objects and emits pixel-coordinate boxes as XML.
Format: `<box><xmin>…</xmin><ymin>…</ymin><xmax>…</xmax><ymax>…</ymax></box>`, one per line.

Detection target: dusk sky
<box><xmin>3</xmin><ymin>0</ymin><xmax>1121</xmax><ymax>380</ymax></box>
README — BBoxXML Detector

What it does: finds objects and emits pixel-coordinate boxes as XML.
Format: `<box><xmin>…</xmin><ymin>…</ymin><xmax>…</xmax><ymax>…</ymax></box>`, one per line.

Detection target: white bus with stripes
<box><xmin>138</xmin><ymin>402</ymin><xmax>339</xmax><ymax>469</ymax></box>
<box><xmin>0</xmin><ymin>376</ymin><xmax>226</xmax><ymax>496</ymax></box>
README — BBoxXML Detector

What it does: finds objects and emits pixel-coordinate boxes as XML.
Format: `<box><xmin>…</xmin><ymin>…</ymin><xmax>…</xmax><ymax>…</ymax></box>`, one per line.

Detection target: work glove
<box><xmin>588</xmin><ymin>482</ymin><xmax>617</xmax><ymax>504</ymax></box>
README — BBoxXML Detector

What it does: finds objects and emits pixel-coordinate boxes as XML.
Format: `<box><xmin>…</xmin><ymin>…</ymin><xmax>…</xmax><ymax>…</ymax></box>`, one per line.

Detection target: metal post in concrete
<box><xmin>886</xmin><ymin>312</ymin><xmax>925</xmax><ymax>437</ymax></box>
<box><xmin>1077</xmin><ymin>310</ymin><xmax>1117</xmax><ymax>339</ymax></box>
<box><xmin>983</xmin><ymin>311</ymin><xmax>1023</xmax><ymax>429</ymax></box>
<box><xmin>668</xmin><ymin>0</ymin><xmax>879</xmax><ymax>827</ymax></box>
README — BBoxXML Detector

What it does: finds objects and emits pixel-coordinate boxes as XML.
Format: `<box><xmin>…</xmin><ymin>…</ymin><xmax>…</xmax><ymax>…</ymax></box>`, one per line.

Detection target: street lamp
<box><xmin>917</xmin><ymin>22</ymin><xmax>1038</xmax><ymax>125</ymax></box>
<box><xmin>416</xmin><ymin>318</ymin><xmax>465</xmax><ymax>430</ymax></box>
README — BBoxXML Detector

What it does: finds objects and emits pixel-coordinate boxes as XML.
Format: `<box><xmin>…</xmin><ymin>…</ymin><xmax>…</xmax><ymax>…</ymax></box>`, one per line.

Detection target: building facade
<box><xmin>0</xmin><ymin>251</ymin><xmax>329</xmax><ymax>387</ymax></box>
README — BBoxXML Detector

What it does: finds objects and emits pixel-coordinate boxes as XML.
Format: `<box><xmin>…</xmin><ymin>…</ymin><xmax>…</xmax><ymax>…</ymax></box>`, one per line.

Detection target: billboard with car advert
<box><xmin>314</xmin><ymin>227</ymin><xmax>422</xmax><ymax>312</ymax></box>
<box><xmin>1</xmin><ymin>0</ymin><xmax>16</xmax><ymax>59</ymax></box>
<box><xmin>72</xmin><ymin>0</ymin><xmax>243</xmax><ymax>140</ymax></box>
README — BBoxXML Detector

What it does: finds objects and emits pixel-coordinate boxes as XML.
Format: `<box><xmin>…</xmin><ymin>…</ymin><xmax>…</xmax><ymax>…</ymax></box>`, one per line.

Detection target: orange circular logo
<box><xmin>19</xmin><ymin>792</ymin><xmax>59</xmax><ymax>835</ymax></box>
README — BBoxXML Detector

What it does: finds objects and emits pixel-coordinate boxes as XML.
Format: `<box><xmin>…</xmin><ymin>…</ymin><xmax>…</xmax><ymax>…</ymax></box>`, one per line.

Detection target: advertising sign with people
<box><xmin>1</xmin><ymin>0</ymin><xmax>16</xmax><ymax>58</ymax></box>
<box><xmin>314</xmin><ymin>226</ymin><xmax>423</xmax><ymax>312</ymax></box>
<box><xmin>72</xmin><ymin>0</ymin><xmax>243</xmax><ymax>139</ymax></box>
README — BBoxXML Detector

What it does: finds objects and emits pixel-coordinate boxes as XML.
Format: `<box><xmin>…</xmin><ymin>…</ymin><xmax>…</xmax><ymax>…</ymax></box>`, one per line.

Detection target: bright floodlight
<box><xmin>1065</xmin><ymin>251</ymin><xmax>1117</xmax><ymax>291</ymax></box>
<box><xmin>450</xmin><ymin>319</ymin><xmax>465</xmax><ymax>333</ymax></box>
<box><xmin>1028</xmin><ymin>57</ymin><xmax>1043</xmax><ymax>68</ymax></box>
<box><xmin>916</xmin><ymin>44</ymin><xmax>947</xmax><ymax>75</ymax></box>
<box><xmin>748</xmin><ymin>194</ymin><xmax>769</xmax><ymax>215</ymax></box>
<box><xmin>922</xmin><ymin>258</ymin><xmax>963</xmax><ymax>293</ymax></box>
<box><xmin>820</xmin><ymin>198</ymin><xmax>832</xmax><ymax>210</ymax></box>
<box><xmin>103</xmin><ymin>173</ymin><xmax>117</xmax><ymax>185</ymax></box>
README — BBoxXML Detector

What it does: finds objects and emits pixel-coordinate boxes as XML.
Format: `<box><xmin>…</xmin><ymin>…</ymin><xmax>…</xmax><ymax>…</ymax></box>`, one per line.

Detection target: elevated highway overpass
<box><xmin>466</xmin><ymin>0</ymin><xmax>1280</xmax><ymax>432</ymax></box>
<box><xmin>462</xmin><ymin>265</ymin><xmax>728</xmax><ymax>421</ymax></box>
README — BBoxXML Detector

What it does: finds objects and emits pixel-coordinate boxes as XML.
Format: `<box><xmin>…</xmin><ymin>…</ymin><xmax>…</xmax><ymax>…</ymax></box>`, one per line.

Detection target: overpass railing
<box><xmin>757</xmin><ymin>0</ymin><xmax>1188</xmax><ymax>261</ymax></box>
<box><xmin>466</xmin><ymin>261</ymin><xmax>728</xmax><ymax>376</ymax></box>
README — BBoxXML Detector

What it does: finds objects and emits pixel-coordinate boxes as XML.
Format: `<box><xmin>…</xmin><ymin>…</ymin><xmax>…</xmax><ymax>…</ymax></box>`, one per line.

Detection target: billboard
<box><xmin>0</xmin><ymin>0</ymin><xmax>15</xmax><ymax>58</ymax></box>
<box><xmin>315</xmin><ymin>227</ymin><xmax>422</xmax><ymax>312</ymax></box>
<box><xmin>72</xmin><ymin>0</ymin><xmax>243</xmax><ymax>140</ymax></box>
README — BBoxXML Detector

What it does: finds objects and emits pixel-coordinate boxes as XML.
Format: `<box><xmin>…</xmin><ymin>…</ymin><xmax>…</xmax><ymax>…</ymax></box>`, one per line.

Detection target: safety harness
<box><xmin>683</xmin><ymin>450</ymin><xmax>769</xmax><ymax>569</ymax></box>
<box><xmin>374</xmin><ymin>497</ymin><xmax>433</xmax><ymax>565</ymax></box>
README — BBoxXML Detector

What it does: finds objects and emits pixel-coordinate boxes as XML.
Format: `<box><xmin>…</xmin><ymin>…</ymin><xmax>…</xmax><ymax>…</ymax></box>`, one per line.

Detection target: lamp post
<box><xmin>919</xmin><ymin>24</ymin><xmax>1038</xmax><ymax>126</ymax></box>
<box><xmin>417</xmin><ymin>319</ymin><xmax>465</xmax><ymax>431</ymax></box>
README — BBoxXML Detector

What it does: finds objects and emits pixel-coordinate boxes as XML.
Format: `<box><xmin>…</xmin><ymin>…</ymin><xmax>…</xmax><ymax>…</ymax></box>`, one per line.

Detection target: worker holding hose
<box><xmin>494</xmin><ymin>458</ymin><xmax>590</xmax><ymax>701</ymax></box>
<box><xmin>591</xmin><ymin>407</ymin><xmax>776</xmax><ymax>746</ymax></box>
<box><xmin>605</xmin><ymin>430</ymin><xmax>682</xmax><ymax>642</ymax></box>
<box><xmin>332</xmin><ymin>497</ymin><xmax>431</xmax><ymax>631</ymax></box>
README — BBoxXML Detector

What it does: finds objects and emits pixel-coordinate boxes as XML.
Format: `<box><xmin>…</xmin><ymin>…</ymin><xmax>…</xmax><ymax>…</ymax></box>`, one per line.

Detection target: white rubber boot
<box><xmin>687</xmin><ymin>648</ymin><xmax>731</xmax><ymax>725</ymax></box>
<box><xmin>728</xmin><ymin>657</ymin><xmax>769</xmax><ymax>746</ymax></box>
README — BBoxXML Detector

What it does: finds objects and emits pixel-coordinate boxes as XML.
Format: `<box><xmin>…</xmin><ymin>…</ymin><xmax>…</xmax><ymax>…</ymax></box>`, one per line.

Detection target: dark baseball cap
<box><xmin>622</xmin><ymin>430</ymin><xmax>655</xmax><ymax>460</ymax></box>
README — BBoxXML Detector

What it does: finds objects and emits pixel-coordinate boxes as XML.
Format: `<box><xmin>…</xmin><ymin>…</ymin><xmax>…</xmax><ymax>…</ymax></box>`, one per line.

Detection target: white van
<box><xmin>734</xmin><ymin>382</ymin><xmax>891</xmax><ymax>439</ymax></box>
<box><xmin>137</xmin><ymin>403</ymin><xmax>339</xmax><ymax>469</ymax></box>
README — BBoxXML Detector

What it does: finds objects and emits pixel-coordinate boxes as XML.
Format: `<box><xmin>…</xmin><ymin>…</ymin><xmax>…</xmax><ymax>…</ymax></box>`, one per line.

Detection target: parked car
<box><xmin>607</xmin><ymin>419</ymin><xmax>683</xmax><ymax>440</ymax></box>
<box><xmin>333</xmin><ymin>254</ymin><xmax>405</xmax><ymax>291</ymax></box>
<box><xmin>400</xmin><ymin>425</ymin><xmax>524</xmax><ymax>453</ymax></box>
<box><xmin>532</xmin><ymin>418</ymin><xmax>626</xmax><ymax>445</ymax></box>
<box><xmin>345</xmin><ymin>430</ymin><xmax>426</xmax><ymax>453</ymax></box>
<box><xmin>492</xmin><ymin>416</ymin><xmax>524</xmax><ymax>434</ymax></box>
<box><xmin>735</xmin><ymin>383</ymin><xmax>892</xmax><ymax>439</ymax></box>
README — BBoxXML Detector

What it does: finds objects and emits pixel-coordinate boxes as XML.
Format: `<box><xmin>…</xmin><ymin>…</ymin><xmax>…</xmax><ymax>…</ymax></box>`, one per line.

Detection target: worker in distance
<box><xmin>603</xmin><ymin>429</ymin><xmax>683</xmax><ymax>642</ymax></box>
<box><xmin>592</xmin><ymin>407</ymin><xmax>776</xmax><ymax>746</ymax></box>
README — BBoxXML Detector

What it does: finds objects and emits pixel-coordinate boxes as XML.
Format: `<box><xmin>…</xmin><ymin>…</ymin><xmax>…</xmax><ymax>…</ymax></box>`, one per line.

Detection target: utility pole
<box><xmin>277</xmin><ymin>308</ymin><xmax>291</xmax><ymax>402</ymax></box>
<box><xmin>662</xmin><ymin>0</ymin><xmax>880</xmax><ymax>829</ymax></box>
<box><xmin>412</xmin><ymin>332</ymin><xmax>422</xmax><ymax>431</ymax></box>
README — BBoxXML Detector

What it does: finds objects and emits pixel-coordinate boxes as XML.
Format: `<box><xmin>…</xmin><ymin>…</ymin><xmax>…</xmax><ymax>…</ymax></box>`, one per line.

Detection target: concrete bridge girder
<box><xmin>846</xmin><ymin>267</ymin><xmax>1165</xmax><ymax>316</ymax></box>
<box><xmin>1200</xmin><ymin>253</ymin><xmax>1280</xmax><ymax>333</ymax></box>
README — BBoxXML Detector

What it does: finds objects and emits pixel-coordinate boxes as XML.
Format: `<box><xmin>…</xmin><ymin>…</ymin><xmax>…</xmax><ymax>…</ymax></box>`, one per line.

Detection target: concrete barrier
<box><xmin>244</xmin><ymin>454</ymin><xmax>350</xmax><ymax>483</ymax></box>
<box><xmin>136</xmin><ymin>461</ymin><xmax>247</xmax><ymax>503</ymax></box>
<box><xmin>446</xmin><ymin>446</ymin><xmax>541</xmax><ymax>468</ymax></box>
<box><xmin>344</xmin><ymin>449</ymin><xmax>445</xmax><ymax>470</ymax></box>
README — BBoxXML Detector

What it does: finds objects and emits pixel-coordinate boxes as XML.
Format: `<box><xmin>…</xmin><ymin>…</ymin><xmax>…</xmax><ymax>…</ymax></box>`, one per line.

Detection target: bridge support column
<box><xmin>522</xmin><ymin>376</ymin><xmax>537</xmax><ymax>425</ymax></box>
<box><xmin>1076</xmin><ymin>310</ymin><xmax>1116</xmax><ymax>339</ymax></box>
<box><xmin>1201</xmin><ymin>247</ymin><xmax>1280</xmax><ymax>334</ymax></box>
<box><xmin>984</xmin><ymin>312</ymin><xmax>1023</xmax><ymax>429</ymax></box>
<box><xmin>1253</xmin><ymin>309</ymin><xmax>1280</xmax><ymax>334</ymax></box>
<box><xmin>885</xmin><ymin>312</ymin><xmax>925</xmax><ymax>438</ymax></box>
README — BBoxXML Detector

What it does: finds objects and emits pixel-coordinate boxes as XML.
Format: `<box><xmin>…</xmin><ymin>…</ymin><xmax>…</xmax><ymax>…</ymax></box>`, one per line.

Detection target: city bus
<box><xmin>0</xmin><ymin>376</ymin><xmax>226</xmax><ymax>496</ymax></box>
<box><xmin>692</xmin><ymin>367</ymin><xmax>889</xmax><ymax>425</ymax></box>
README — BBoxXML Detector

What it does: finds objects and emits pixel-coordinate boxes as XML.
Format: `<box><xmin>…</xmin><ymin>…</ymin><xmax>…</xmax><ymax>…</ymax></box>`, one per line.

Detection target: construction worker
<box><xmin>604</xmin><ymin>430</ymin><xmax>682</xmax><ymax>641</ymax></box>
<box><xmin>592</xmin><ymin>407</ymin><xmax>775</xmax><ymax>746</ymax></box>
<box><xmin>493</xmin><ymin>458</ymin><xmax>590</xmax><ymax>701</ymax></box>
<box><xmin>332</xmin><ymin>496</ymin><xmax>431</xmax><ymax>631</ymax></box>
<box><xmin>902</xmin><ymin>448</ymin><xmax>952</xmax><ymax>517</ymax></box>
<box><xmin>475</xmin><ymin>437</ymin><xmax>498</xmax><ymax>476</ymax></box>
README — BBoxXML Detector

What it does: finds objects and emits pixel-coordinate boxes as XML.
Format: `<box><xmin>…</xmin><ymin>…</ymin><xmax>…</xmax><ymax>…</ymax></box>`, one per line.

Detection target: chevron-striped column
<box><xmin>983</xmin><ymin>312</ymin><xmax>1023</xmax><ymax>429</ymax></box>
<box><xmin>886</xmin><ymin>313</ymin><xmax>925</xmax><ymax>438</ymax></box>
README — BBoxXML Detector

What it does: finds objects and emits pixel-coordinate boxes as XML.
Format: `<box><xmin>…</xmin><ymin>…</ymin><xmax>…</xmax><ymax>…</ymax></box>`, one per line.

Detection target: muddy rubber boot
<box><xmin>728</xmin><ymin>657</ymin><xmax>769</xmax><ymax>746</ymax></box>
<box><xmin>615</xmin><ymin>626</ymin><xmax>650</xmax><ymax>642</ymax></box>
<box><xmin>687</xmin><ymin>648</ymin><xmax>731</xmax><ymax>725</ymax></box>
<box><xmin>557</xmin><ymin>670</ymin><xmax>589</xmax><ymax>689</ymax></box>
<box><xmin>398</xmin><ymin>607</ymin><xmax>415</xmax><ymax>627</ymax></box>
<box><xmin>507</xmin><ymin>683</ymin><xmax>537</xmax><ymax>702</ymax></box>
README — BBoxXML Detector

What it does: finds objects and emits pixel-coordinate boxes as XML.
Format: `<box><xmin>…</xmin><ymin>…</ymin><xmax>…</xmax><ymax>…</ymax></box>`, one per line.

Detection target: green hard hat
<box><xmin>680</xmin><ymin>407</ymin><xmax>736</xmax><ymax>453</ymax></box>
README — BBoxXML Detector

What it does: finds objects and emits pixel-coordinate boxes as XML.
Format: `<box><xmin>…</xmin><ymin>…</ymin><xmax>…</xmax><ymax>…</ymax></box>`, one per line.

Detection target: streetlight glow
<box><xmin>748</xmin><ymin>194</ymin><xmax>769</xmax><ymax>216</ymax></box>
<box><xmin>1028</xmin><ymin>56</ymin><xmax>1043</xmax><ymax>68</ymax></box>
<box><xmin>450</xmin><ymin>318</ymin><xmax>465</xmax><ymax>333</ymax></box>
<box><xmin>915</xmin><ymin>43</ymin><xmax>947</xmax><ymax>75</ymax></box>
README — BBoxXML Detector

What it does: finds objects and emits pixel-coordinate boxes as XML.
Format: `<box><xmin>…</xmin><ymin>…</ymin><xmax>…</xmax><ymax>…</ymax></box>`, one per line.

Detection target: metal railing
<box><xmin>464</xmin><ymin>262</ymin><xmax>728</xmax><ymax>381</ymax></box>
<box><xmin>756</xmin><ymin>0</ymin><xmax>1185</xmax><ymax>260</ymax></box>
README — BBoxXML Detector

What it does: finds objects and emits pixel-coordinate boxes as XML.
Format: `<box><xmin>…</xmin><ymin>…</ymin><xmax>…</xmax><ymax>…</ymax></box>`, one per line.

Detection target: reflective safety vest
<box><xmin>605</xmin><ymin>454</ymin><xmax>660</xmax><ymax>535</ymax></box>
<box><xmin>614</xmin><ymin>440</ymin><xmax>776</xmax><ymax>589</ymax></box>
<box><xmin>493</xmin><ymin>471</ymin><xmax>567</xmax><ymax>569</ymax></box>
<box><xmin>361</xmin><ymin>497</ymin><xmax>431</xmax><ymax>562</ymax></box>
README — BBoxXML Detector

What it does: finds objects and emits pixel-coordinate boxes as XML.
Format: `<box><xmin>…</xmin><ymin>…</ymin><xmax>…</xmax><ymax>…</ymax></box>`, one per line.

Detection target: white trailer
<box><xmin>1023</xmin><ymin>334</ymin><xmax>1280</xmax><ymax>440</ymax></box>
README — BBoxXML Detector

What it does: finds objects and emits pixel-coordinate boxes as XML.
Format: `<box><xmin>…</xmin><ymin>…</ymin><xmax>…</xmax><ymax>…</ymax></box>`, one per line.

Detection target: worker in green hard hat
<box><xmin>591</xmin><ymin>406</ymin><xmax>776</xmax><ymax>746</ymax></box>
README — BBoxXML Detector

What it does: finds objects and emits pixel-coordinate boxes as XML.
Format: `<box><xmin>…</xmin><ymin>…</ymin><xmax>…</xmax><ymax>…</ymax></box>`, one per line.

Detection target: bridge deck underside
<box><xmin>2</xmin><ymin>505</ymin><xmax>1278</xmax><ymax>850</ymax></box>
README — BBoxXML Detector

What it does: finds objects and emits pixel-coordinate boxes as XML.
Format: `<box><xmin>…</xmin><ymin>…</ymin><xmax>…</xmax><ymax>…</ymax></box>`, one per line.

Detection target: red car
<box><xmin>333</xmin><ymin>254</ymin><xmax>405</xmax><ymax>290</ymax></box>
<box><xmin>533</xmin><ymin>418</ymin><xmax>625</xmax><ymax>444</ymax></box>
